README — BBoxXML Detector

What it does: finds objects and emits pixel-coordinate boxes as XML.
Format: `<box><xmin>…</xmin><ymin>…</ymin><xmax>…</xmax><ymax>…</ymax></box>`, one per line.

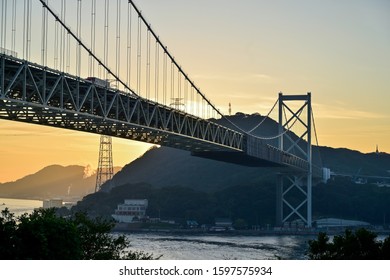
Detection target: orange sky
<box><xmin>1</xmin><ymin>0</ymin><xmax>389</xmax><ymax>183</ymax></box>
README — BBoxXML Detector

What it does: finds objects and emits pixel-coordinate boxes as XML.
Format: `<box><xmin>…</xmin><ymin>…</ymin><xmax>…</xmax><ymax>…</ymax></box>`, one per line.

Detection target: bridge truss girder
<box><xmin>0</xmin><ymin>55</ymin><xmax>244</xmax><ymax>153</ymax></box>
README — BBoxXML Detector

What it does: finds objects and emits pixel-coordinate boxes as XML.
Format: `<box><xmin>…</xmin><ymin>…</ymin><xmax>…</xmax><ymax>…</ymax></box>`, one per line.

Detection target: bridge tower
<box><xmin>276</xmin><ymin>92</ymin><xmax>312</xmax><ymax>228</ymax></box>
<box><xmin>95</xmin><ymin>135</ymin><xmax>114</xmax><ymax>192</ymax></box>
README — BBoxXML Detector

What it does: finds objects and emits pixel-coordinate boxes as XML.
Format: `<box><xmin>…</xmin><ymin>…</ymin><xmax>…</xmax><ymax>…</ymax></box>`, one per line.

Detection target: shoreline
<box><xmin>0</xmin><ymin>197</ymin><xmax>43</xmax><ymax>202</ymax></box>
<box><xmin>112</xmin><ymin>225</ymin><xmax>390</xmax><ymax>237</ymax></box>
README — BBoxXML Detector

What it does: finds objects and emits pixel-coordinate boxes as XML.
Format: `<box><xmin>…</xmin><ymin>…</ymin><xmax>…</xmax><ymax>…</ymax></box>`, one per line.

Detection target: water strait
<box><xmin>1</xmin><ymin>197</ymin><xmax>312</xmax><ymax>259</ymax></box>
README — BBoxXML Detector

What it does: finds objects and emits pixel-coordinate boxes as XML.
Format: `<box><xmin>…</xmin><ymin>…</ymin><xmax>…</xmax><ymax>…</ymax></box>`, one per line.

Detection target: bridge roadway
<box><xmin>0</xmin><ymin>54</ymin><xmax>322</xmax><ymax>177</ymax></box>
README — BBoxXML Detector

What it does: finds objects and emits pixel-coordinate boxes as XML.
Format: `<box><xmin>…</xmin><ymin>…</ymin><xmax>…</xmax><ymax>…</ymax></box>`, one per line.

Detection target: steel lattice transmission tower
<box><xmin>95</xmin><ymin>135</ymin><xmax>114</xmax><ymax>192</ymax></box>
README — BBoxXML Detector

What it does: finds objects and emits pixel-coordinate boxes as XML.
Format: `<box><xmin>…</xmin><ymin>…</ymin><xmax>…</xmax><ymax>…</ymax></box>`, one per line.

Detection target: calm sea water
<box><xmin>1</xmin><ymin>197</ymin><xmax>311</xmax><ymax>259</ymax></box>
<box><xmin>0</xmin><ymin>197</ymin><xmax>42</xmax><ymax>216</ymax></box>
<box><xmin>121</xmin><ymin>233</ymin><xmax>311</xmax><ymax>260</ymax></box>
<box><xmin>2</xmin><ymin>198</ymin><xmax>389</xmax><ymax>260</ymax></box>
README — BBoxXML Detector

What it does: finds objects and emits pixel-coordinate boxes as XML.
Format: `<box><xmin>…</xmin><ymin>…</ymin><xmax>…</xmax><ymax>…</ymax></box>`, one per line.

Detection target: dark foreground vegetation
<box><xmin>2</xmin><ymin>208</ymin><xmax>389</xmax><ymax>260</ymax></box>
<box><xmin>308</xmin><ymin>228</ymin><xmax>390</xmax><ymax>259</ymax></box>
<box><xmin>0</xmin><ymin>208</ymin><xmax>158</xmax><ymax>260</ymax></box>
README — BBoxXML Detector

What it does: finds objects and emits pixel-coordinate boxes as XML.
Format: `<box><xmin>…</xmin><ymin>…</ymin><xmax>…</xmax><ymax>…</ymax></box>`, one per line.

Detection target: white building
<box><xmin>43</xmin><ymin>199</ymin><xmax>63</xmax><ymax>209</ymax></box>
<box><xmin>112</xmin><ymin>199</ymin><xmax>148</xmax><ymax>223</ymax></box>
<box><xmin>315</xmin><ymin>218</ymin><xmax>370</xmax><ymax>228</ymax></box>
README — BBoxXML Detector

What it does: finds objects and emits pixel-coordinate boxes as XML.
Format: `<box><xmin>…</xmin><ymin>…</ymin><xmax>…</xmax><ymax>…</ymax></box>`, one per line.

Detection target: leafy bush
<box><xmin>308</xmin><ymin>228</ymin><xmax>390</xmax><ymax>260</ymax></box>
<box><xmin>0</xmin><ymin>208</ymin><xmax>158</xmax><ymax>260</ymax></box>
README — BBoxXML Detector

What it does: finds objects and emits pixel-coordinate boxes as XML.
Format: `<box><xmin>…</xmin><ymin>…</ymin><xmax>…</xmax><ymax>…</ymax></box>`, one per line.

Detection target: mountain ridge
<box><xmin>1</xmin><ymin>113</ymin><xmax>389</xmax><ymax>199</ymax></box>
<box><xmin>102</xmin><ymin>113</ymin><xmax>390</xmax><ymax>192</ymax></box>
<box><xmin>0</xmin><ymin>165</ymin><xmax>121</xmax><ymax>201</ymax></box>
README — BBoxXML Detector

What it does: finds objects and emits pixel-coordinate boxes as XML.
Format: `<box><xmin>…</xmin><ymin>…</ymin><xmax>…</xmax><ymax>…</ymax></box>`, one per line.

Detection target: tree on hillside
<box><xmin>308</xmin><ymin>228</ymin><xmax>390</xmax><ymax>260</ymax></box>
<box><xmin>0</xmin><ymin>208</ymin><xmax>158</xmax><ymax>260</ymax></box>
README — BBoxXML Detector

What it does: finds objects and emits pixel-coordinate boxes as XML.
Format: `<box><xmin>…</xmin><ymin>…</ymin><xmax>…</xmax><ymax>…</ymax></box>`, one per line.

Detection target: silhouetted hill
<box><xmin>106</xmin><ymin>146</ymin><xmax>274</xmax><ymax>192</ymax></box>
<box><xmin>0</xmin><ymin>165</ymin><xmax>122</xmax><ymax>201</ymax></box>
<box><xmin>74</xmin><ymin>182</ymin><xmax>276</xmax><ymax>225</ymax></box>
<box><xmin>74</xmin><ymin>178</ymin><xmax>390</xmax><ymax>226</ymax></box>
<box><xmin>74</xmin><ymin>113</ymin><xmax>390</xmax><ymax>225</ymax></box>
<box><xmin>319</xmin><ymin>147</ymin><xmax>390</xmax><ymax>177</ymax></box>
<box><xmin>103</xmin><ymin>113</ymin><xmax>390</xmax><ymax>192</ymax></box>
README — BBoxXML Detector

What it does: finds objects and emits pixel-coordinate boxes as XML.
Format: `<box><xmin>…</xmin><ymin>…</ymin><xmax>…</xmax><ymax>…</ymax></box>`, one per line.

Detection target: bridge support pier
<box><xmin>275</xmin><ymin>175</ymin><xmax>283</xmax><ymax>227</ymax></box>
<box><xmin>276</xmin><ymin>173</ymin><xmax>312</xmax><ymax>227</ymax></box>
<box><xmin>277</xmin><ymin>92</ymin><xmax>312</xmax><ymax>228</ymax></box>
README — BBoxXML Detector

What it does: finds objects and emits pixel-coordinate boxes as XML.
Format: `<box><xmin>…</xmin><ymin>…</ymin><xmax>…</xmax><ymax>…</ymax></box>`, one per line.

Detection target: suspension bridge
<box><xmin>0</xmin><ymin>0</ymin><xmax>329</xmax><ymax>227</ymax></box>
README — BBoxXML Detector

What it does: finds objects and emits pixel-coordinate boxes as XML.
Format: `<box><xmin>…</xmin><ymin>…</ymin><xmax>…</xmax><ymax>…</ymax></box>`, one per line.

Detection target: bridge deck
<box><xmin>0</xmin><ymin>54</ymin><xmax>321</xmax><ymax>177</ymax></box>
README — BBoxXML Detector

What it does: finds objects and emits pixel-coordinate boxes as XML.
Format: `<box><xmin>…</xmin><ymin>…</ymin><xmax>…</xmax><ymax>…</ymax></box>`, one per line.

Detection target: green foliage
<box><xmin>75</xmin><ymin>178</ymin><xmax>390</xmax><ymax>229</ymax></box>
<box><xmin>0</xmin><ymin>209</ymin><xmax>17</xmax><ymax>259</ymax></box>
<box><xmin>313</xmin><ymin>177</ymin><xmax>390</xmax><ymax>225</ymax></box>
<box><xmin>0</xmin><ymin>208</ymin><xmax>157</xmax><ymax>260</ymax></box>
<box><xmin>17</xmin><ymin>209</ymin><xmax>81</xmax><ymax>259</ymax></box>
<box><xmin>233</xmin><ymin>219</ymin><xmax>248</xmax><ymax>230</ymax></box>
<box><xmin>74</xmin><ymin>183</ymin><xmax>276</xmax><ymax>227</ymax></box>
<box><xmin>308</xmin><ymin>228</ymin><xmax>390</xmax><ymax>260</ymax></box>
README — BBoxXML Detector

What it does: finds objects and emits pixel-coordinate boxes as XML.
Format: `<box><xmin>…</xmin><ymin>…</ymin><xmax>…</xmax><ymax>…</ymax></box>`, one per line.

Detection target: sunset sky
<box><xmin>1</xmin><ymin>0</ymin><xmax>389</xmax><ymax>183</ymax></box>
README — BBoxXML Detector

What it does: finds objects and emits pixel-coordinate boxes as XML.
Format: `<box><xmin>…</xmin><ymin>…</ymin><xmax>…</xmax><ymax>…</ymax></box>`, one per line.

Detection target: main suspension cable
<box><xmin>128</xmin><ymin>0</ymin><xmax>223</xmax><ymax>116</ymax></box>
<box><xmin>252</xmin><ymin>108</ymin><xmax>304</xmax><ymax>141</ymax></box>
<box><xmin>311</xmin><ymin>105</ymin><xmax>323</xmax><ymax>167</ymax></box>
<box><xmin>39</xmin><ymin>0</ymin><xmax>138</xmax><ymax>96</ymax></box>
<box><xmin>246</xmin><ymin>98</ymin><xmax>278</xmax><ymax>133</ymax></box>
